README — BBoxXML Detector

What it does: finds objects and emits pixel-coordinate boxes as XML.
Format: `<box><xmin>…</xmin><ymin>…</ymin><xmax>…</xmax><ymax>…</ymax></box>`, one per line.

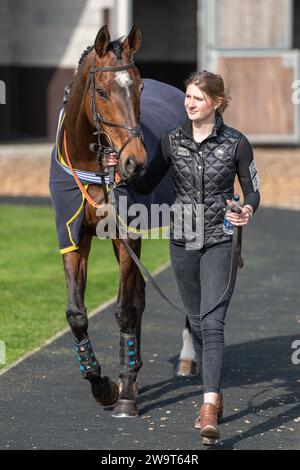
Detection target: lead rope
<box><xmin>200</xmin><ymin>226</ymin><xmax>242</xmax><ymax>319</ymax></box>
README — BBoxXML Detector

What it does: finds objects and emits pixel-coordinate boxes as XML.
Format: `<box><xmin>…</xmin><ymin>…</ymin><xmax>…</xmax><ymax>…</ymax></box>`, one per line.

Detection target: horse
<box><xmin>50</xmin><ymin>24</ymin><xmax>197</xmax><ymax>419</ymax></box>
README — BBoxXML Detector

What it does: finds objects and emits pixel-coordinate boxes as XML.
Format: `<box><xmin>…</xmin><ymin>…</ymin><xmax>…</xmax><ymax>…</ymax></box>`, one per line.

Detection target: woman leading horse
<box><xmin>50</xmin><ymin>24</ymin><xmax>190</xmax><ymax>419</ymax></box>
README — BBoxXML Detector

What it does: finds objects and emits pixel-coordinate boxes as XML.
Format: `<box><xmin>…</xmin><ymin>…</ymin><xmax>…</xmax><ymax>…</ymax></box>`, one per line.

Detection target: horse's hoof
<box><xmin>111</xmin><ymin>399</ymin><xmax>139</xmax><ymax>418</ymax></box>
<box><xmin>175</xmin><ymin>358</ymin><xmax>199</xmax><ymax>377</ymax></box>
<box><xmin>91</xmin><ymin>376</ymin><xmax>119</xmax><ymax>407</ymax></box>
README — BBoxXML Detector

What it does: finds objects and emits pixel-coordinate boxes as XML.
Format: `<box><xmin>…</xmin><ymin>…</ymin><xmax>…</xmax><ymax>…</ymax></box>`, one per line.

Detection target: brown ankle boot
<box><xmin>194</xmin><ymin>392</ymin><xmax>223</xmax><ymax>429</ymax></box>
<box><xmin>198</xmin><ymin>403</ymin><xmax>220</xmax><ymax>445</ymax></box>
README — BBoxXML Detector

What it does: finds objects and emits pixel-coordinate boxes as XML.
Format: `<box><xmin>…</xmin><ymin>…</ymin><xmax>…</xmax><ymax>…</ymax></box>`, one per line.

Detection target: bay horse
<box><xmin>50</xmin><ymin>24</ymin><xmax>197</xmax><ymax>419</ymax></box>
<box><xmin>51</xmin><ymin>24</ymin><xmax>148</xmax><ymax>418</ymax></box>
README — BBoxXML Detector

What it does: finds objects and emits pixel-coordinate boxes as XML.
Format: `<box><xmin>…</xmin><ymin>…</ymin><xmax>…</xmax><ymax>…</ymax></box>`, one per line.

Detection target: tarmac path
<box><xmin>0</xmin><ymin>207</ymin><xmax>299</xmax><ymax>450</ymax></box>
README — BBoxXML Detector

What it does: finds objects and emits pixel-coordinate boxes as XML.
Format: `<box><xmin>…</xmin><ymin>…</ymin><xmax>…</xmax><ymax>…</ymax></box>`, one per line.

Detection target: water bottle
<box><xmin>223</xmin><ymin>194</ymin><xmax>242</xmax><ymax>235</ymax></box>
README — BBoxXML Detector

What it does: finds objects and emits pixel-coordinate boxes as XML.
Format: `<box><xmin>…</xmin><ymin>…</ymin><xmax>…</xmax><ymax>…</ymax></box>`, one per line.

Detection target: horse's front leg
<box><xmin>63</xmin><ymin>230</ymin><xmax>119</xmax><ymax>407</ymax></box>
<box><xmin>111</xmin><ymin>237</ymin><xmax>145</xmax><ymax>418</ymax></box>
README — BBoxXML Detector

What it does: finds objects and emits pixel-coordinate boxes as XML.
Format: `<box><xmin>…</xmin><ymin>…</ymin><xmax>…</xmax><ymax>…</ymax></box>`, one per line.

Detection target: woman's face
<box><xmin>184</xmin><ymin>84</ymin><xmax>216</xmax><ymax>122</ymax></box>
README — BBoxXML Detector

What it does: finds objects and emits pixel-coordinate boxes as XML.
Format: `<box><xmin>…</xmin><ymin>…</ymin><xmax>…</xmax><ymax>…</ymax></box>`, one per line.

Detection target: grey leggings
<box><xmin>170</xmin><ymin>240</ymin><xmax>237</xmax><ymax>393</ymax></box>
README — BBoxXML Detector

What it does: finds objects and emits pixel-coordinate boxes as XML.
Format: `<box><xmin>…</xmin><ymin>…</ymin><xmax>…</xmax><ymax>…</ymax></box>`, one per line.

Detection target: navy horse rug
<box><xmin>49</xmin><ymin>79</ymin><xmax>186</xmax><ymax>253</ymax></box>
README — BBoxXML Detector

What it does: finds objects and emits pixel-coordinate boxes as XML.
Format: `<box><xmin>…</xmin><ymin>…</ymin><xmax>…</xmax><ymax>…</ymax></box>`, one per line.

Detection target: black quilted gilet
<box><xmin>168</xmin><ymin>114</ymin><xmax>242</xmax><ymax>246</ymax></box>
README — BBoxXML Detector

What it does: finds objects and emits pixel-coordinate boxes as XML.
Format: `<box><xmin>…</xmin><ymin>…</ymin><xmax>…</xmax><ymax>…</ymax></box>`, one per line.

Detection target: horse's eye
<box><xmin>96</xmin><ymin>88</ymin><xmax>107</xmax><ymax>99</ymax></box>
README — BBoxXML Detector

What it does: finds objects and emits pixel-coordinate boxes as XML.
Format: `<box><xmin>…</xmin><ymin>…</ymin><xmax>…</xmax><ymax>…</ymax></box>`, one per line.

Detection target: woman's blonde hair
<box><xmin>185</xmin><ymin>71</ymin><xmax>231</xmax><ymax>114</ymax></box>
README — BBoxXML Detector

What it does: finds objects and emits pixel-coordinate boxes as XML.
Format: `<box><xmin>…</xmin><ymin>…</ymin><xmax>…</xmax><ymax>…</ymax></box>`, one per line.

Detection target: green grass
<box><xmin>0</xmin><ymin>204</ymin><xmax>170</xmax><ymax>369</ymax></box>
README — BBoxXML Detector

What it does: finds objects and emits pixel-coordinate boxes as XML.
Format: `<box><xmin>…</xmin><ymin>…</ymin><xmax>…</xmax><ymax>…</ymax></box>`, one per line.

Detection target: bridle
<box><xmin>87</xmin><ymin>58</ymin><xmax>144</xmax><ymax>192</ymax></box>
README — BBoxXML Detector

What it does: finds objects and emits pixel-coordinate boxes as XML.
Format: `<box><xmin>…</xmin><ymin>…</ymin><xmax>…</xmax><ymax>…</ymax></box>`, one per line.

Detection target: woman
<box><xmin>105</xmin><ymin>71</ymin><xmax>260</xmax><ymax>444</ymax></box>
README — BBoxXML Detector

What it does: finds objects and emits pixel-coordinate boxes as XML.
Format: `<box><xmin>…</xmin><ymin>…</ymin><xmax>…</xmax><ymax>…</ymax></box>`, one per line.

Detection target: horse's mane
<box><xmin>77</xmin><ymin>45</ymin><xmax>94</xmax><ymax>70</ymax></box>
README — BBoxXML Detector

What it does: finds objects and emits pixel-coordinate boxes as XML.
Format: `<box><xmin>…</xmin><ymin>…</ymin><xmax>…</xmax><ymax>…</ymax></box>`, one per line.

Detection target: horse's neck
<box><xmin>63</xmin><ymin>77</ymin><xmax>99</xmax><ymax>172</ymax></box>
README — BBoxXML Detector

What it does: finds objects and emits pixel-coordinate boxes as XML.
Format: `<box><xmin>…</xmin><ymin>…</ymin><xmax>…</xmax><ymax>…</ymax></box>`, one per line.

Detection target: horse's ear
<box><xmin>122</xmin><ymin>24</ymin><xmax>141</xmax><ymax>57</ymax></box>
<box><xmin>94</xmin><ymin>25</ymin><xmax>111</xmax><ymax>57</ymax></box>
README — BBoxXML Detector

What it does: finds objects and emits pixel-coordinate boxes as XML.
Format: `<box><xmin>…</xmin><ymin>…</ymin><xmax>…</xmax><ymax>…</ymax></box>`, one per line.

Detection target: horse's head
<box><xmin>85</xmin><ymin>24</ymin><xmax>147</xmax><ymax>181</ymax></box>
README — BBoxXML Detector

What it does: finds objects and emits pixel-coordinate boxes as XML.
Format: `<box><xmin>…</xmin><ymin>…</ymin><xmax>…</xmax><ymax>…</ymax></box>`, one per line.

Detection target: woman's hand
<box><xmin>225</xmin><ymin>201</ymin><xmax>253</xmax><ymax>226</ymax></box>
<box><xmin>102</xmin><ymin>153</ymin><xmax>122</xmax><ymax>184</ymax></box>
<box><xmin>102</xmin><ymin>153</ymin><xmax>118</xmax><ymax>167</ymax></box>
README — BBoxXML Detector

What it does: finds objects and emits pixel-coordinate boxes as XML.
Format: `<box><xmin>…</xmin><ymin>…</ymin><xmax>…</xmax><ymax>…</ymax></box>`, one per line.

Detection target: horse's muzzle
<box><xmin>121</xmin><ymin>156</ymin><xmax>146</xmax><ymax>179</ymax></box>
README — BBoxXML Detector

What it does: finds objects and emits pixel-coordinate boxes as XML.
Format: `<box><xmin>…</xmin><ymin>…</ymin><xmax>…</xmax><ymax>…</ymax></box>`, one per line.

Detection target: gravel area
<box><xmin>0</xmin><ymin>144</ymin><xmax>299</xmax><ymax>209</ymax></box>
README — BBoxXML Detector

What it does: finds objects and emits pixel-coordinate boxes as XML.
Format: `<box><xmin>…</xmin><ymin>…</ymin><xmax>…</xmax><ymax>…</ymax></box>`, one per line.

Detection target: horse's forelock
<box><xmin>107</xmin><ymin>39</ymin><xmax>124</xmax><ymax>60</ymax></box>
